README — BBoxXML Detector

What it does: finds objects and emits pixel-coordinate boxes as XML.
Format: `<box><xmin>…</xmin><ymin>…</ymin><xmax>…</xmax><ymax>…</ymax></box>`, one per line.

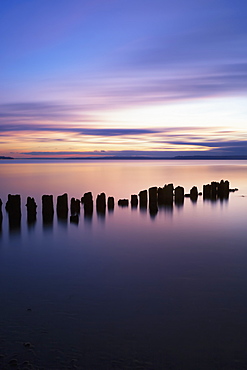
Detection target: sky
<box><xmin>1</xmin><ymin>0</ymin><xmax>247</xmax><ymax>158</ymax></box>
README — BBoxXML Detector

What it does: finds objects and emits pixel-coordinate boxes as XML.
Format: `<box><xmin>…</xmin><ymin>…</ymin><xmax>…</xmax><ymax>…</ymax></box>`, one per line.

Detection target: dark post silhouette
<box><xmin>139</xmin><ymin>190</ymin><xmax>147</xmax><ymax>208</ymax></box>
<box><xmin>149</xmin><ymin>187</ymin><xmax>157</xmax><ymax>203</ymax></box>
<box><xmin>211</xmin><ymin>181</ymin><xmax>219</xmax><ymax>199</ymax></box>
<box><xmin>83</xmin><ymin>192</ymin><xmax>93</xmax><ymax>215</ymax></box>
<box><xmin>57</xmin><ymin>193</ymin><xmax>68</xmax><ymax>219</ymax></box>
<box><xmin>190</xmin><ymin>186</ymin><xmax>198</xmax><ymax>202</ymax></box>
<box><xmin>96</xmin><ymin>192</ymin><xmax>106</xmax><ymax>214</ymax></box>
<box><xmin>42</xmin><ymin>195</ymin><xmax>54</xmax><ymax>223</ymax></box>
<box><xmin>131</xmin><ymin>194</ymin><xmax>138</xmax><ymax>208</ymax></box>
<box><xmin>26</xmin><ymin>196</ymin><xmax>37</xmax><ymax>224</ymax></box>
<box><xmin>107</xmin><ymin>196</ymin><xmax>115</xmax><ymax>210</ymax></box>
<box><xmin>203</xmin><ymin>184</ymin><xmax>212</xmax><ymax>199</ymax></box>
<box><xmin>149</xmin><ymin>186</ymin><xmax>158</xmax><ymax>214</ymax></box>
<box><xmin>164</xmin><ymin>184</ymin><xmax>174</xmax><ymax>205</ymax></box>
<box><xmin>5</xmin><ymin>194</ymin><xmax>21</xmax><ymax>229</ymax></box>
<box><xmin>6</xmin><ymin>194</ymin><xmax>21</xmax><ymax>215</ymax></box>
<box><xmin>118</xmin><ymin>199</ymin><xmax>129</xmax><ymax>207</ymax></box>
<box><xmin>218</xmin><ymin>180</ymin><xmax>230</xmax><ymax>199</ymax></box>
<box><xmin>71</xmin><ymin>198</ymin><xmax>80</xmax><ymax>215</ymax></box>
<box><xmin>203</xmin><ymin>180</ymin><xmax>230</xmax><ymax>201</ymax></box>
<box><xmin>174</xmin><ymin>186</ymin><xmax>184</xmax><ymax>205</ymax></box>
<box><xmin>157</xmin><ymin>187</ymin><xmax>165</xmax><ymax>205</ymax></box>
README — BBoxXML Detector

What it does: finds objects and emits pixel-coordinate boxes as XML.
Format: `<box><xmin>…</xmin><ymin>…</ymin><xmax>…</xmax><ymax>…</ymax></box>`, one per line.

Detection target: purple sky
<box><xmin>1</xmin><ymin>0</ymin><xmax>247</xmax><ymax>157</ymax></box>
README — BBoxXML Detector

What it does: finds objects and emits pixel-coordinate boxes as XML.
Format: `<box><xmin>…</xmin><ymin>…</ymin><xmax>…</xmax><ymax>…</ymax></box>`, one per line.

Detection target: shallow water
<box><xmin>0</xmin><ymin>160</ymin><xmax>247</xmax><ymax>369</ymax></box>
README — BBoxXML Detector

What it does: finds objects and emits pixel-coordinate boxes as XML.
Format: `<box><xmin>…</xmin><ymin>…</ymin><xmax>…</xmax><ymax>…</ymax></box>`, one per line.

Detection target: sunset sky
<box><xmin>1</xmin><ymin>0</ymin><xmax>247</xmax><ymax>158</ymax></box>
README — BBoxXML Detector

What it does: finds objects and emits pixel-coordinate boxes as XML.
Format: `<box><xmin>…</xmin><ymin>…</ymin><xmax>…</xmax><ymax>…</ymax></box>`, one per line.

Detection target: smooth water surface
<box><xmin>0</xmin><ymin>160</ymin><xmax>247</xmax><ymax>369</ymax></box>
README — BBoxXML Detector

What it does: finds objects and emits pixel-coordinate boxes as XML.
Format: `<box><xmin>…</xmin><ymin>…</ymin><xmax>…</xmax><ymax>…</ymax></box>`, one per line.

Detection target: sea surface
<box><xmin>0</xmin><ymin>159</ymin><xmax>247</xmax><ymax>370</ymax></box>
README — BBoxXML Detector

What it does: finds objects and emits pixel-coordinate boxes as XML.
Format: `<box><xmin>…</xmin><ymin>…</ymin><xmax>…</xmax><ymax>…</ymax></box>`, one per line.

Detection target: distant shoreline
<box><xmin>2</xmin><ymin>155</ymin><xmax>247</xmax><ymax>161</ymax></box>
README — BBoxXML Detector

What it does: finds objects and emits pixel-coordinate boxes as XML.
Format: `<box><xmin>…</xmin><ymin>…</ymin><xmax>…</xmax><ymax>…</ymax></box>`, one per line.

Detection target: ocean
<box><xmin>0</xmin><ymin>159</ymin><xmax>247</xmax><ymax>369</ymax></box>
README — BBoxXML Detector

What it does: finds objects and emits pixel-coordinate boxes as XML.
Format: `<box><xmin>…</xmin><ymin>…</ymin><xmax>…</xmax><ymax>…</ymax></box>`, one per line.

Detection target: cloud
<box><xmin>0</xmin><ymin>121</ymin><xmax>162</xmax><ymax>136</ymax></box>
<box><xmin>2</xmin><ymin>61</ymin><xmax>247</xmax><ymax>126</ymax></box>
<box><xmin>164</xmin><ymin>140</ymin><xmax>247</xmax><ymax>149</ymax></box>
<box><xmin>0</xmin><ymin>102</ymin><xmax>96</xmax><ymax>123</ymax></box>
<box><xmin>19</xmin><ymin>149</ymin><xmax>196</xmax><ymax>157</ymax></box>
<box><xmin>20</xmin><ymin>138</ymin><xmax>247</xmax><ymax>157</ymax></box>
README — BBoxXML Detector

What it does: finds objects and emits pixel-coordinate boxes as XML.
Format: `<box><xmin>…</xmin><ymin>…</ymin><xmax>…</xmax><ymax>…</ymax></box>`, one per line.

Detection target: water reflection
<box><xmin>0</xmin><ymin>191</ymin><xmax>237</xmax><ymax>237</ymax></box>
<box><xmin>70</xmin><ymin>214</ymin><xmax>79</xmax><ymax>225</ymax></box>
<box><xmin>203</xmin><ymin>194</ymin><xmax>229</xmax><ymax>203</ymax></box>
<box><xmin>0</xmin><ymin>211</ymin><xmax>2</xmax><ymax>234</ymax></box>
<box><xmin>96</xmin><ymin>203</ymin><xmax>106</xmax><ymax>223</ymax></box>
<box><xmin>140</xmin><ymin>204</ymin><xmax>147</xmax><ymax>214</ymax></box>
<box><xmin>43</xmin><ymin>217</ymin><xmax>53</xmax><ymax>233</ymax></box>
<box><xmin>57</xmin><ymin>216</ymin><xmax>68</xmax><ymax>229</ymax></box>
<box><xmin>84</xmin><ymin>212</ymin><xmax>93</xmax><ymax>225</ymax></box>
<box><xmin>8</xmin><ymin>217</ymin><xmax>21</xmax><ymax>235</ymax></box>
<box><xmin>175</xmin><ymin>198</ymin><xmax>184</xmax><ymax>208</ymax></box>
<box><xmin>149</xmin><ymin>204</ymin><xmax>158</xmax><ymax>218</ymax></box>
<box><xmin>27</xmin><ymin>217</ymin><xmax>36</xmax><ymax>232</ymax></box>
<box><xmin>0</xmin><ymin>199</ymin><xmax>3</xmax><ymax>233</ymax></box>
<box><xmin>158</xmin><ymin>204</ymin><xmax>173</xmax><ymax>215</ymax></box>
<box><xmin>27</xmin><ymin>214</ymin><xmax>36</xmax><ymax>226</ymax></box>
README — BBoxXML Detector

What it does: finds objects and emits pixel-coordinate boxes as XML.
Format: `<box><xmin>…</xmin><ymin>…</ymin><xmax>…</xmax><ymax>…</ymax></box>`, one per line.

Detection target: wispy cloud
<box><xmin>21</xmin><ymin>142</ymin><xmax>247</xmax><ymax>158</ymax></box>
<box><xmin>0</xmin><ymin>121</ymin><xmax>162</xmax><ymax>136</ymax></box>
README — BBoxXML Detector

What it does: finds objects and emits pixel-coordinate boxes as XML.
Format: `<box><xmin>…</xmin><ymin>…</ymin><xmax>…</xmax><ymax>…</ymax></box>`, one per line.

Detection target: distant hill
<box><xmin>63</xmin><ymin>155</ymin><xmax>247</xmax><ymax>160</ymax></box>
<box><xmin>173</xmin><ymin>155</ymin><xmax>247</xmax><ymax>160</ymax></box>
<box><xmin>10</xmin><ymin>155</ymin><xmax>247</xmax><ymax>160</ymax></box>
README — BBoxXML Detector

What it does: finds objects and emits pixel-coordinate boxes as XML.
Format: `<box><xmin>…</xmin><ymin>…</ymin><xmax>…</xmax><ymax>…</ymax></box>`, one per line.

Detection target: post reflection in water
<box><xmin>27</xmin><ymin>217</ymin><xmax>36</xmax><ymax>233</ymax></box>
<box><xmin>42</xmin><ymin>216</ymin><xmax>53</xmax><ymax>233</ymax></box>
<box><xmin>57</xmin><ymin>215</ymin><xmax>68</xmax><ymax>229</ymax></box>
<box><xmin>8</xmin><ymin>214</ymin><xmax>21</xmax><ymax>235</ymax></box>
<box><xmin>0</xmin><ymin>208</ymin><xmax>2</xmax><ymax>235</ymax></box>
<box><xmin>70</xmin><ymin>214</ymin><xmax>79</xmax><ymax>225</ymax></box>
<box><xmin>0</xmin><ymin>194</ymin><xmax>236</xmax><ymax>236</ymax></box>
<box><xmin>158</xmin><ymin>203</ymin><xmax>173</xmax><ymax>216</ymax></box>
<box><xmin>84</xmin><ymin>210</ymin><xmax>93</xmax><ymax>226</ymax></box>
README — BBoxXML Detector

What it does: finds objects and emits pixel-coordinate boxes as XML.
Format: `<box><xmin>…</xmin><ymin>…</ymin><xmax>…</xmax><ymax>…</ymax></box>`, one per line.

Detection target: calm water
<box><xmin>0</xmin><ymin>160</ymin><xmax>247</xmax><ymax>370</ymax></box>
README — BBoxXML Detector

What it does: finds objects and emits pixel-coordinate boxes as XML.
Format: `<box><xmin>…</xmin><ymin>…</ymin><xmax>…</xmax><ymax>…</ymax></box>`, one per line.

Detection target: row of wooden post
<box><xmin>0</xmin><ymin>180</ymin><xmax>237</xmax><ymax>226</ymax></box>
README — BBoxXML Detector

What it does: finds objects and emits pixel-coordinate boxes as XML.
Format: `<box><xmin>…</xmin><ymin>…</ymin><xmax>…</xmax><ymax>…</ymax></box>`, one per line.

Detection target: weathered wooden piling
<box><xmin>118</xmin><ymin>199</ymin><xmax>129</xmax><ymax>207</ymax></box>
<box><xmin>6</xmin><ymin>194</ymin><xmax>21</xmax><ymax>213</ymax></box>
<box><xmin>164</xmin><ymin>184</ymin><xmax>174</xmax><ymax>204</ymax></box>
<box><xmin>157</xmin><ymin>187</ymin><xmax>165</xmax><ymax>205</ymax></box>
<box><xmin>42</xmin><ymin>195</ymin><xmax>54</xmax><ymax>222</ymax></box>
<box><xmin>5</xmin><ymin>194</ymin><xmax>22</xmax><ymax>229</ymax></box>
<box><xmin>139</xmin><ymin>190</ymin><xmax>147</xmax><ymax>207</ymax></box>
<box><xmin>190</xmin><ymin>186</ymin><xmax>198</xmax><ymax>201</ymax></box>
<box><xmin>108</xmin><ymin>196</ymin><xmax>115</xmax><ymax>210</ymax></box>
<box><xmin>149</xmin><ymin>187</ymin><xmax>158</xmax><ymax>214</ymax></box>
<box><xmin>96</xmin><ymin>193</ymin><xmax>106</xmax><ymax>213</ymax></box>
<box><xmin>203</xmin><ymin>180</ymin><xmax>230</xmax><ymax>200</ymax></box>
<box><xmin>149</xmin><ymin>187</ymin><xmax>157</xmax><ymax>204</ymax></box>
<box><xmin>57</xmin><ymin>193</ymin><xmax>68</xmax><ymax>218</ymax></box>
<box><xmin>26</xmin><ymin>196</ymin><xmax>37</xmax><ymax>223</ymax></box>
<box><xmin>211</xmin><ymin>181</ymin><xmax>219</xmax><ymax>198</ymax></box>
<box><xmin>174</xmin><ymin>186</ymin><xmax>184</xmax><ymax>204</ymax></box>
<box><xmin>6</xmin><ymin>194</ymin><xmax>21</xmax><ymax>218</ymax></box>
<box><xmin>83</xmin><ymin>192</ymin><xmax>93</xmax><ymax>214</ymax></box>
<box><xmin>218</xmin><ymin>180</ymin><xmax>229</xmax><ymax>199</ymax></box>
<box><xmin>71</xmin><ymin>198</ymin><xmax>80</xmax><ymax>215</ymax></box>
<box><xmin>131</xmin><ymin>194</ymin><xmax>138</xmax><ymax>207</ymax></box>
<box><xmin>203</xmin><ymin>184</ymin><xmax>211</xmax><ymax>199</ymax></box>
